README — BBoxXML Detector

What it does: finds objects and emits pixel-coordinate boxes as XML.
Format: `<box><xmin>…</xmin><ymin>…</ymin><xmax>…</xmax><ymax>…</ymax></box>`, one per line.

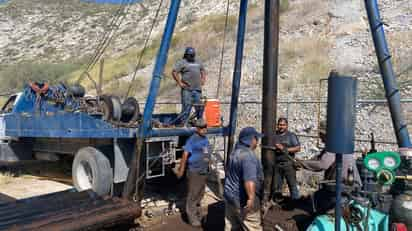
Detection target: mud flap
<box><xmin>0</xmin><ymin>139</ymin><xmax>33</xmax><ymax>162</ymax></box>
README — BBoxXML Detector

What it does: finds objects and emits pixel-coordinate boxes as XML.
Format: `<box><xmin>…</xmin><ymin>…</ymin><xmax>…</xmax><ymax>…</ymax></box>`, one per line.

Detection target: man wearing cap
<box><xmin>175</xmin><ymin>119</ymin><xmax>209</xmax><ymax>227</ymax></box>
<box><xmin>172</xmin><ymin>47</ymin><xmax>206</xmax><ymax>126</ymax></box>
<box><xmin>224</xmin><ymin>127</ymin><xmax>264</xmax><ymax>231</ymax></box>
<box><xmin>300</xmin><ymin>121</ymin><xmax>362</xmax><ymax>214</ymax></box>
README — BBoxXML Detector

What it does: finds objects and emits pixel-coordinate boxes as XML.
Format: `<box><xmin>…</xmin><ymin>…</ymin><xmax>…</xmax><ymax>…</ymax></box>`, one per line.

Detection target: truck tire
<box><xmin>72</xmin><ymin>147</ymin><xmax>113</xmax><ymax>196</ymax></box>
<box><xmin>99</xmin><ymin>95</ymin><xmax>122</xmax><ymax>122</ymax></box>
<box><xmin>110</xmin><ymin>96</ymin><xmax>122</xmax><ymax>122</ymax></box>
<box><xmin>99</xmin><ymin>95</ymin><xmax>114</xmax><ymax>121</ymax></box>
<box><xmin>121</xmin><ymin>97</ymin><xmax>141</xmax><ymax>123</ymax></box>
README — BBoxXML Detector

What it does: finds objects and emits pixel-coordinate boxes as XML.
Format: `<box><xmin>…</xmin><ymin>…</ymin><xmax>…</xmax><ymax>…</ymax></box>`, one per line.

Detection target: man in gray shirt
<box><xmin>300</xmin><ymin>121</ymin><xmax>362</xmax><ymax>214</ymax></box>
<box><xmin>172</xmin><ymin>47</ymin><xmax>206</xmax><ymax>126</ymax></box>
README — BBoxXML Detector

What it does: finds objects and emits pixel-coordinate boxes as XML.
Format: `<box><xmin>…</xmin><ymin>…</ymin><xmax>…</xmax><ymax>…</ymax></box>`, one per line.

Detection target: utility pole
<box><xmin>261</xmin><ymin>0</ymin><xmax>279</xmax><ymax>202</ymax></box>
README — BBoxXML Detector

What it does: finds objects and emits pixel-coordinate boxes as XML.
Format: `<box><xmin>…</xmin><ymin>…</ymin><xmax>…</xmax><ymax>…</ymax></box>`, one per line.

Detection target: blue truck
<box><xmin>0</xmin><ymin>79</ymin><xmax>230</xmax><ymax>196</ymax></box>
<box><xmin>0</xmin><ymin>83</ymin><xmax>186</xmax><ymax>196</ymax></box>
<box><xmin>1</xmin><ymin>0</ymin><xmax>412</xmax><ymax>230</ymax></box>
<box><xmin>0</xmin><ymin>1</ymin><xmax>244</xmax><ymax>228</ymax></box>
<box><xmin>0</xmin><ymin>0</ymin><xmax>237</xmax><ymax>199</ymax></box>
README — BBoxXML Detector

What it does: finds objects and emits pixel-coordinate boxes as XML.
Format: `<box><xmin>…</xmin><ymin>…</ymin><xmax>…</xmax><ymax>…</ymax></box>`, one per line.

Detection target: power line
<box><xmin>216</xmin><ymin>0</ymin><xmax>231</xmax><ymax>99</ymax></box>
<box><xmin>124</xmin><ymin>0</ymin><xmax>164</xmax><ymax>99</ymax></box>
<box><xmin>77</xmin><ymin>0</ymin><xmax>132</xmax><ymax>84</ymax></box>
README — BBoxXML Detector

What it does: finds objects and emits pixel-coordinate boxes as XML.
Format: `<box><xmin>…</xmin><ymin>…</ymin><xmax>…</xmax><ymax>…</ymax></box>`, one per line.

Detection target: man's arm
<box><xmin>176</xmin><ymin>151</ymin><xmax>189</xmax><ymax>178</ymax></box>
<box><xmin>287</xmin><ymin>145</ymin><xmax>301</xmax><ymax>154</ymax></box>
<box><xmin>172</xmin><ymin>70</ymin><xmax>188</xmax><ymax>88</ymax></box>
<box><xmin>288</xmin><ymin>133</ymin><xmax>301</xmax><ymax>154</ymax></box>
<box><xmin>241</xmin><ymin>154</ymin><xmax>258</xmax><ymax>213</ymax></box>
<box><xmin>200</xmin><ymin>69</ymin><xmax>206</xmax><ymax>86</ymax></box>
<box><xmin>273</xmin><ymin>143</ymin><xmax>300</xmax><ymax>154</ymax></box>
<box><xmin>301</xmin><ymin>152</ymin><xmax>335</xmax><ymax>171</ymax></box>
<box><xmin>244</xmin><ymin>181</ymin><xmax>256</xmax><ymax>212</ymax></box>
<box><xmin>172</xmin><ymin>60</ymin><xmax>189</xmax><ymax>88</ymax></box>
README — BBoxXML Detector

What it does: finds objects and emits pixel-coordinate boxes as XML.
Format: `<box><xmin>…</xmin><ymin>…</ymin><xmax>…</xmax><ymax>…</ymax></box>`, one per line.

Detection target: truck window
<box><xmin>1</xmin><ymin>95</ymin><xmax>17</xmax><ymax>113</ymax></box>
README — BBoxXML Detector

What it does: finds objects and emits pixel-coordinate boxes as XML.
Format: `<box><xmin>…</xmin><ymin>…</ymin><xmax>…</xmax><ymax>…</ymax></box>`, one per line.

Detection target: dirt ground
<box><xmin>141</xmin><ymin>201</ymin><xmax>225</xmax><ymax>231</ymax></box>
<box><xmin>139</xmin><ymin>198</ymin><xmax>314</xmax><ymax>231</ymax></box>
<box><xmin>137</xmin><ymin>171</ymin><xmax>314</xmax><ymax>231</ymax></box>
<box><xmin>0</xmin><ymin>161</ymin><xmax>73</xmax><ymax>202</ymax></box>
<box><xmin>0</xmin><ymin>160</ymin><xmax>226</xmax><ymax>230</ymax></box>
<box><xmin>0</xmin><ymin>161</ymin><xmax>314</xmax><ymax>231</ymax></box>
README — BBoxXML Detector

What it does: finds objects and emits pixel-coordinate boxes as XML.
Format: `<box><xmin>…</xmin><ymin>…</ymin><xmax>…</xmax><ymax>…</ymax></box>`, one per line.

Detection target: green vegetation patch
<box><xmin>68</xmin><ymin>11</ymin><xmax>239</xmax><ymax>96</ymax></box>
<box><xmin>0</xmin><ymin>61</ymin><xmax>84</xmax><ymax>93</ymax></box>
<box><xmin>2</xmin><ymin>0</ymin><xmax>119</xmax><ymax>19</ymax></box>
<box><xmin>279</xmin><ymin>36</ymin><xmax>330</xmax><ymax>93</ymax></box>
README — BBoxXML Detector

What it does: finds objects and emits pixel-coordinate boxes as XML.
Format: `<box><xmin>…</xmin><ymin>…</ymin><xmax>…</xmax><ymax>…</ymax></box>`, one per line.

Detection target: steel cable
<box><xmin>125</xmin><ymin>0</ymin><xmax>165</xmax><ymax>99</ymax></box>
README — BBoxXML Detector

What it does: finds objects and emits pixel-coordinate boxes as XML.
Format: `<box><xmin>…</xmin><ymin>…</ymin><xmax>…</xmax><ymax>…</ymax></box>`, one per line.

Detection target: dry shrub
<box><xmin>279</xmin><ymin>36</ymin><xmax>330</xmax><ymax>93</ymax></box>
<box><xmin>388</xmin><ymin>31</ymin><xmax>412</xmax><ymax>81</ymax></box>
<box><xmin>281</xmin><ymin>0</ymin><xmax>327</xmax><ymax>31</ymax></box>
<box><xmin>292</xmin><ymin>0</ymin><xmax>324</xmax><ymax>18</ymax></box>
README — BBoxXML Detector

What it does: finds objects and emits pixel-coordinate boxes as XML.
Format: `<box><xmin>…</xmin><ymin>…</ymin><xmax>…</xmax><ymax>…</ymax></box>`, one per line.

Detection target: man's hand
<box><xmin>200</xmin><ymin>70</ymin><xmax>206</xmax><ymax>86</ymax></box>
<box><xmin>172</xmin><ymin>70</ymin><xmax>190</xmax><ymax>89</ymax></box>
<box><xmin>175</xmin><ymin>170</ymin><xmax>184</xmax><ymax>179</ymax></box>
<box><xmin>172</xmin><ymin>168</ymin><xmax>183</xmax><ymax>179</ymax></box>
<box><xmin>244</xmin><ymin>198</ymin><xmax>254</xmax><ymax>214</ymax></box>
<box><xmin>175</xmin><ymin>152</ymin><xmax>188</xmax><ymax>179</ymax></box>
<box><xmin>178</xmin><ymin>81</ymin><xmax>190</xmax><ymax>89</ymax></box>
<box><xmin>275</xmin><ymin>143</ymin><xmax>285</xmax><ymax>150</ymax></box>
<box><xmin>294</xmin><ymin>162</ymin><xmax>302</xmax><ymax>170</ymax></box>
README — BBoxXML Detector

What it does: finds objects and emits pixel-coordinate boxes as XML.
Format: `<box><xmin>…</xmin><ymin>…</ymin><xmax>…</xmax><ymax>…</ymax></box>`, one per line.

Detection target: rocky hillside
<box><xmin>0</xmin><ymin>0</ymin><xmax>412</xmax><ymax>155</ymax></box>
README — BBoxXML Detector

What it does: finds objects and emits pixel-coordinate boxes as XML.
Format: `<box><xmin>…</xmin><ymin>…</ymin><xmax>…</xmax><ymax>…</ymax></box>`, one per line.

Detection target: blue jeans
<box><xmin>275</xmin><ymin>162</ymin><xmax>300</xmax><ymax>200</ymax></box>
<box><xmin>179</xmin><ymin>89</ymin><xmax>203</xmax><ymax>125</ymax></box>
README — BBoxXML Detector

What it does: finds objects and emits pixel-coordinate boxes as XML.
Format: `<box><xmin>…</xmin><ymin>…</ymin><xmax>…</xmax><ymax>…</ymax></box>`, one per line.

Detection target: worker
<box><xmin>224</xmin><ymin>127</ymin><xmax>264</xmax><ymax>231</ymax></box>
<box><xmin>172</xmin><ymin>47</ymin><xmax>206</xmax><ymax>126</ymax></box>
<box><xmin>267</xmin><ymin>117</ymin><xmax>301</xmax><ymax>202</ymax></box>
<box><xmin>299</xmin><ymin>121</ymin><xmax>362</xmax><ymax>214</ymax></box>
<box><xmin>175</xmin><ymin>118</ymin><xmax>209</xmax><ymax>227</ymax></box>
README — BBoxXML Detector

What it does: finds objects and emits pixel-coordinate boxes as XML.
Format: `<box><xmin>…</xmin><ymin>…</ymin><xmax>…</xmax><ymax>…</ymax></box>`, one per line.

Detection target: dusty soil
<box><xmin>143</xmin><ymin>201</ymin><xmax>225</xmax><ymax>231</ymax></box>
<box><xmin>140</xmin><ymin>197</ymin><xmax>315</xmax><ymax>231</ymax></box>
<box><xmin>0</xmin><ymin>161</ymin><xmax>73</xmax><ymax>202</ymax></box>
<box><xmin>0</xmin><ymin>161</ymin><xmax>315</xmax><ymax>231</ymax></box>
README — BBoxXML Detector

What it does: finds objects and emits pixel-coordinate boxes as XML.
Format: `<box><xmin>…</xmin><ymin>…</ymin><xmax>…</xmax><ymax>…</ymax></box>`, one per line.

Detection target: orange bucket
<box><xmin>204</xmin><ymin>99</ymin><xmax>221</xmax><ymax>127</ymax></box>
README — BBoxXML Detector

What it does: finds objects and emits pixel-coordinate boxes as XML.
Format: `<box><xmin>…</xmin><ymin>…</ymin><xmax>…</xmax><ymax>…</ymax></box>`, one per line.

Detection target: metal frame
<box><xmin>124</xmin><ymin>0</ymin><xmax>249</xmax><ymax>200</ymax></box>
<box><xmin>145</xmin><ymin>136</ymin><xmax>178</xmax><ymax>179</ymax></box>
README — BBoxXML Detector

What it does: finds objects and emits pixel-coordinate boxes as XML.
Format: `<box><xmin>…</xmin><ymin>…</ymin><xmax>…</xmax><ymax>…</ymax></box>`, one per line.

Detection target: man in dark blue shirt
<box><xmin>175</xmin><ymin>119</ymin><xmax>209</xmax><ymax>227</ymax></box>
<box><xmin>224</xmin><ymin>127</ymin><xmax>264</xmax><ymax>231</ymax></box>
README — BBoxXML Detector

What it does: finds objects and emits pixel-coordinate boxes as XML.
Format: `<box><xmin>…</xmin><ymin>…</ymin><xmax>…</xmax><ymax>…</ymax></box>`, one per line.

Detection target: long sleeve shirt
<box><xmin>301</xmin><ymin>150</ymin><xmax>362</xmax><ymax>186</ymax></box>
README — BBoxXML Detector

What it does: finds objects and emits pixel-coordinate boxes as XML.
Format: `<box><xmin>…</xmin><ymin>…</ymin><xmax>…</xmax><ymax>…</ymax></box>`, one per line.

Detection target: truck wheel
<box><xmin>72</xmin><ymin>147</ymin><xmax>113</xmax><ymax>196</ymax></box>
<box><xmin>121</xmin><ymin>97</ymin><xmax>140</xmax><ymax>123</ymax></box>
<box><xmin>110</xmin><ymin>96</ymin><xmax>122</xmax><ymax>122</ymax></box>
<box><xmin>99</xmin><ymin>95</ymin><xmax>122</xmax><ymax>122</ymax></box>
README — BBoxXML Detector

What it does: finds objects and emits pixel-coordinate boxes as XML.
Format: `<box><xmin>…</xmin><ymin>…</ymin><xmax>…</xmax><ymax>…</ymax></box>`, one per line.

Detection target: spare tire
<box><xmin>72</xmin><ymin>147</ymin><xmax>113</xmax><ymax>196</ymax></box>
<box><xmin>68</xmin><ymin>84</ymin><xmax>86</xmax><ymax>98</ymax></box>
<box><xmin>121</xmin><ymin>97</ymin><xmax>140</xmax><ymax>123</ymax></box>
<box><xmin>99</xmin><ymin>95</ymin><xmax>122</xmax><ymax>122</ymax></box>
<box><xmin>99</xmin><ymin>95</ymin><xmax>113</xmax><ymax>121</ymax></box>
<box><xmin>110</xmin><ymin>96</ymin><xmax>122</xmax><ymax>122</ymax></box>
